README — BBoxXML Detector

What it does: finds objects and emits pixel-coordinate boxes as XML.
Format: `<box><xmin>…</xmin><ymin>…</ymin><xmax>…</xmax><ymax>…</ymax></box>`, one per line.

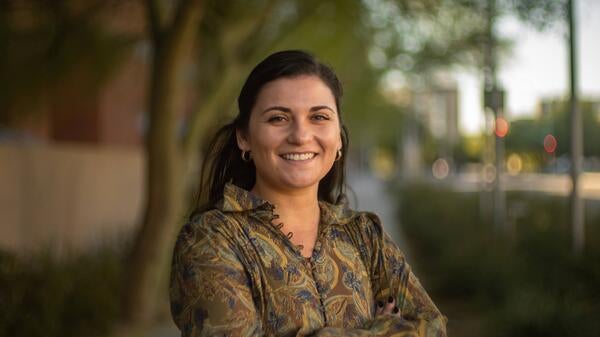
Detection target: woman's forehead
<box><xmin>253</xmin><ymin>75</ymin><xmax>337</xmax><ymax>111</ymax></box>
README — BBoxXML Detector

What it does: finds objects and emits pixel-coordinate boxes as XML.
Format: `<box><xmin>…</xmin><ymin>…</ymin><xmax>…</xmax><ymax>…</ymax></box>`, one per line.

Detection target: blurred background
<box><xmin>1</xmin><ymin>0</ymin><xmax>599</xmax><ymax>336</ymax></box>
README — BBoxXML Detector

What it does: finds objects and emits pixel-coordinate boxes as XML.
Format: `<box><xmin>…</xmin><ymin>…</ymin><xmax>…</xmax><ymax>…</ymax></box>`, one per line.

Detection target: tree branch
<box><xmin>167</xmin><ymin>0</ymin><xmax>203</xmax><ymax>47</ymax></box>
<box><xmin>145</xmin><ymin>0</ymin><xmax>166</xmax><ymax>43</ymax></box>
<box><xmin>220</xmin><ymin>0</ymin><xmax>277</xmax><ymax>61</ymax></box>
<box><xmin>146</xmin><ymin>0</ymin><xmax>202</xmax><ymax>159</ymax></box>
<box><xmin>248</xmin><ymin>0</ymin><xmax>323</xmax><ymax>56</ymax></box>
<box><xmin>182</xmin><ymin>63</ymin><xmax>242</xmax><ymax>160</ymax></box>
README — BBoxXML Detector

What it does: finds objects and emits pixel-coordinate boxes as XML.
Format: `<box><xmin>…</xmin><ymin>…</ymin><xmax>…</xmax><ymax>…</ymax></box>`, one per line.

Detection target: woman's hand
<box><xmin>375</xmin><ymin>296</ymin><xmax>401</xmax><ymax>318</ymax></box>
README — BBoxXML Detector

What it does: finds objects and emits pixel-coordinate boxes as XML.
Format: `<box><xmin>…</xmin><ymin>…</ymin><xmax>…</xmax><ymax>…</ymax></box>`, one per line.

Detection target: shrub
<box><xmin>397</xmin><ymin>182</ymin><xmax>600</xmax><ymax>337</ymax></box>
<box><xmin>0</xmin><ymin>245</ymin><xmax>125</xmax><ymax>337</ymax></box>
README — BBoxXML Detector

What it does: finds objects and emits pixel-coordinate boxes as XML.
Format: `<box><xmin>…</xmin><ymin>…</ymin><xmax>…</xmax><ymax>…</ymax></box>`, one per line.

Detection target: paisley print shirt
<box><xmin>170</xmin><ymin>183</ymin><xmax>447</xmax><ymax>337</ymax></box>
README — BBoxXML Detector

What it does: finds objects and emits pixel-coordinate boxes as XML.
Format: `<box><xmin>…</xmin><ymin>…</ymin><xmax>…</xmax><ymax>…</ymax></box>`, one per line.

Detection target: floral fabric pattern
<box><xmin>170</xmin><ymin>183</ymin><xmax>447</xmax><ymax>337</ymax></box>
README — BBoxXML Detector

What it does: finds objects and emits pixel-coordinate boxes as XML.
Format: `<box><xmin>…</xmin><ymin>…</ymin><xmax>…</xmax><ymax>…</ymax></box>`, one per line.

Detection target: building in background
<box><xmin>400</xmin><ymin>80</ymin><xmax>460</xmax><ymax>178</ymax></box>
<box><xmin>538</xmin><ymin>96</ymin><xmax>600</xmax><ymax>119</ymax></box>
<box><xmin>0</xmin><ymin>2</ymin><xmax>150</xmax><ymax>147</ymax></box>
<box><xmin>0</xmin><ymin>3</ymin><xmax>156</xmax><ymax>254</ymax></box>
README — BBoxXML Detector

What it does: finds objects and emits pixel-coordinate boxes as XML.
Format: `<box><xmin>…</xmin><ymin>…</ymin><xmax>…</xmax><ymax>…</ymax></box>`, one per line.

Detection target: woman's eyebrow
<box><xmin>261</xmin><ymin>106</ymin><xmax>291</xmax><ymax>114</ymax></box>
<box><xmin>261</xmin><ymin>105</ymin><xmax>335</xmax><ymax>115</ymax></box>
<box><xmin>310</xmin><ymin>105</ymin><xmax>335</xmax><ymax>113</ymax></box>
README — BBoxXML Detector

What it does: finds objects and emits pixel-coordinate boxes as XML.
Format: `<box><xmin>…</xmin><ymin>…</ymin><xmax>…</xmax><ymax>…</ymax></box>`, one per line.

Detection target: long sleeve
<box><xmin>169</xmin><ymin>213</ymin><xmax>263</xmax><ymax>337</ymax></box>
<box><xmin>364</xmin><ymin>212</ymin><xmax>448</xmax><ymax>337</ymax></box>
<box><xmin>169</xmin><ymin>207</ymin><xmax>446</xmax><ymax>337</ymax></box>
<box><xmin>170</xmin><ymin>214</ymin><xmax>411</xmax><ymax>337</ymax></box>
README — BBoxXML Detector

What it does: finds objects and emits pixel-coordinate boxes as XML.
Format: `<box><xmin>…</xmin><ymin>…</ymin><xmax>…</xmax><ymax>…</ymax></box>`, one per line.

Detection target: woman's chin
<box><xmin>279</xmin><ymin>176</ymin><xmax>321</xmax><ymax>191</ymax></box>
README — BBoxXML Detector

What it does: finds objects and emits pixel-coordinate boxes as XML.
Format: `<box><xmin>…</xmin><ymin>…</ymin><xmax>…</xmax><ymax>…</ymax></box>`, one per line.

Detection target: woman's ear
<box><xmin>236</xmin><ymin>129</ymin><xmax>250</xmax><ymax>151</ymax></box>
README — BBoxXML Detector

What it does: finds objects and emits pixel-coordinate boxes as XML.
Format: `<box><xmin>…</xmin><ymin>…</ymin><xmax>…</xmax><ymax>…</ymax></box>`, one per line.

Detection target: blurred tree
<box><xmin>455</xmin><ymin>134</ymin><xmax>486</xmax><ymax>165</ymax></box>
<box><xmin>549</xmin><ymin>100</ymin><xmax>600</xmax><ymax>158</ymax></box>
<box><xmin>504</xmin><ymin>101</ymin><xmax>600</xmax><ymax>159</ymax></box>
<box><xmin>120</xmin><ymin>1</ymin><xmax>203</xmax><ymax>335</ymax></box>
<box><xmin>505</xmin><ymin>118</ymin><xmax>546</xmax><ymax>153</ymax></box>
<box><xmin>0</xmin><ymin>1</ymin><xmax>134</xmax><ymax>129</ymax></box>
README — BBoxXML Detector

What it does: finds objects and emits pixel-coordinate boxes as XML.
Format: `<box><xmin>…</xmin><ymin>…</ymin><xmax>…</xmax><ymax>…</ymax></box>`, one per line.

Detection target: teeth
<box><xmin>281</xmin><ymin>153</ymin><xmax>316</xmax><ymax>161</ymax></box>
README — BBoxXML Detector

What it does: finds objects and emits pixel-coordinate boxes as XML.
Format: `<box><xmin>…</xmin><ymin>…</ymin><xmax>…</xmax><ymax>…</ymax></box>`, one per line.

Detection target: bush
<box><xmin>397</xmin><ymin>182</ymin><xmax>600</xmax><ymax>337</ymax></box>
<box><xmin>0</xmin><ymin>245</ymin><xmax>125</xmax><ymax>337</ymax></box>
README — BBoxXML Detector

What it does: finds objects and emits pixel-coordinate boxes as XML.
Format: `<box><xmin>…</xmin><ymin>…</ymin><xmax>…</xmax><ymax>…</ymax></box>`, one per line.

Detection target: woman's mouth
<box><xmin>280</xmin><ymin>152</ymin><xmax>317</xmax><ymax>161</ymax></box>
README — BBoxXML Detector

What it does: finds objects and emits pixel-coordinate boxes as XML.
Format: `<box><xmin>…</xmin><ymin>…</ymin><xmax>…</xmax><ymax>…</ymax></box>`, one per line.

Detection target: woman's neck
<box><xmin>251</xmin><ymin>184</ymin><xmax>320</xmax><ymax>226</ymax></box>
<box><xmin>251</xmin><ymin>182</ymin><xmax>320</xmax><ymax>256</ymax></box>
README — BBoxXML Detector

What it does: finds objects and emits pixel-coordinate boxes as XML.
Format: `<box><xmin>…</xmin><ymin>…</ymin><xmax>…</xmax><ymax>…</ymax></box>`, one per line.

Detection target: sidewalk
<box><xmin>347</xmin><ymin>170</ymin><xmax>409</xmax><ymax>257</ymax></box>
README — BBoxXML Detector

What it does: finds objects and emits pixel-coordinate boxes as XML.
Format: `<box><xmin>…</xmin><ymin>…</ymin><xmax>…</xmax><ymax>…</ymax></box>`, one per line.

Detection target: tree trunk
<box><xmin>124</xmin><ymin>51</ymin><xmax>184</xmax><ymax>325</ymax></box>
<box><xmin>119</xmin><ymin>1</ymin><xmax>202</xmax><ymax>333</ymax></box>
<box><xmin>121</xmin><ymin>47</ymin><xmax>186</xmax><ymax>330</ymax></box>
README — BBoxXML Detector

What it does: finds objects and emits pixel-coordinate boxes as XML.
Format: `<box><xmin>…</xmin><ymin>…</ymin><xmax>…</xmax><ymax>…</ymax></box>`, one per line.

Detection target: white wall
<box><xmin>0</xmin><ymin>143</ymin><xmax>144</xmax><ymax>255</ymax></box>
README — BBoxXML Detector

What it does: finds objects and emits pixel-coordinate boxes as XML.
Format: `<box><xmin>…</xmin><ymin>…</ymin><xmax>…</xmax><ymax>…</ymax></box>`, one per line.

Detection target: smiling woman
<box><xmin>236</xmin><ymin>75</ymin><xmax>342</xmax><ymax>212</ymax></box>
<box><xmin>170</xmin><ymin>50</ymin><xmax>447</xmax><ymax>337</ymax></box>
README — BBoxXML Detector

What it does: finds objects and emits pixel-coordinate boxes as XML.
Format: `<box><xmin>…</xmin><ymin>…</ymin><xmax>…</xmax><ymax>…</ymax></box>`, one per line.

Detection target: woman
<box><xmin>170</xmin><ymin>50</ymin><xmax>447</xmax><ymax>337</ymax></box>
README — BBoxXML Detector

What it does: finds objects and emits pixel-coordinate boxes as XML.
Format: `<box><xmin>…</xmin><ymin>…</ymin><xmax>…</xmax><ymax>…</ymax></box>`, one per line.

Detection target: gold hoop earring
<box><xmin>335</xmin><ymin>149</ymin><xmax>342</xmax><ymax>161</ymax></box>
<box><xmin>241</xmin><ymin>150</ymin><xmax>251</xmax><ymax>162</ymax></box>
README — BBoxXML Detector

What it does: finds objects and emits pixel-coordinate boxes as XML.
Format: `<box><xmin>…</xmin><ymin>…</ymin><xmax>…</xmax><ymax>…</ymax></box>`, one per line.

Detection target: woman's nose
<box><xmin>287</xmin><ymin>120</ymin><xmax>312</xmax><ymax>144</ymax></box>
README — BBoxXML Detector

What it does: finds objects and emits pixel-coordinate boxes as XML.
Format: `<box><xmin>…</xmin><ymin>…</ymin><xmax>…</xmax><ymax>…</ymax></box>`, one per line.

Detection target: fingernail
<box><xmin>393</xmin><ymin>306</ymin><xmax>399</xmax><ymax>314</ymax></box>
<box><xmin>377</xmin><ymin>301</ymin><xmax>384</xmax><ymax>307</ymax></box>
<box><xmin>388</xmin><ymin>296</ymin><xmax>394</xmax><ymax>303</ymax></box>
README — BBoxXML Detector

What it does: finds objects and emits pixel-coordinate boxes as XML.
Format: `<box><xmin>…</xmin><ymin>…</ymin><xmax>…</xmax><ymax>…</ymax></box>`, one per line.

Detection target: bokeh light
<box><xmin>494</xmin><ymin>117</ymin><xmax>509</xmax><ymax>138</ymax></box>
<box><xmin>543</xmin><ymin>134</ymin><xmax>557</xmax><ymax>153</ymax></box>
<box><xmin>482</xmin><ymin>163</ymin><xmax>496</xmax><ymax>183</ymax></box>
<box><xmin>506</xmin><ymin>153</ymin><xmax>523</xmax><ymax>175</ymax></box>
<box><xmin>371</xmin><ymin>148</ymin><xmax>395</xmax><ymax>180</ymax></box>
<box><xmin>432</xmin><ymin>158</ymin><xmax>450</xmax><ymax>179</ymax></box>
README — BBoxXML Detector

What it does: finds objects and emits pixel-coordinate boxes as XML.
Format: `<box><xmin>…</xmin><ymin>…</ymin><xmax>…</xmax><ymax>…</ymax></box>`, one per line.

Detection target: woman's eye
<box><xmin>268</xmin><ymin>116</ymin><xmax>287</xmax><ymax>122</ymax></box>
<box><xmin>312</xmin><ymin>114</ymin><xmax>330</xmax><ymax>121</ymax></box>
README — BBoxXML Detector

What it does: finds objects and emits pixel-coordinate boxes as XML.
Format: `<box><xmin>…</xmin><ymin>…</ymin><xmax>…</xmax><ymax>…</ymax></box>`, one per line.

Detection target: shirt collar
<box><xmin>218</xmin><ymin>182</ymin><xmax>272</xmax><ymax>212</ymax></box>
<box><xmin>217</xmin><ymin>182</ymin><xmax>359</xmax><ymax>226</ymax></box>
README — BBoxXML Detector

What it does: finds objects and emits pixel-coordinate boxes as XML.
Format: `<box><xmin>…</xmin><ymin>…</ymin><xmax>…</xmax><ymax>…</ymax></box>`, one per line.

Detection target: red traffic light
<box><xmin>494</xmin><ymin>117</ymin><xmax>509</xmax><ymax>138</ymax></box>
<box><xmin>544</xmin><ymin>134</ymin><xmax>557</xmax><ymax>153</ymax></box>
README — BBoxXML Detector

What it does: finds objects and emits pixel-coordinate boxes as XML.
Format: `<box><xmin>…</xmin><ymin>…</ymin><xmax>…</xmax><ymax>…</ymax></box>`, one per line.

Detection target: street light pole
<box><xmin>484</xmin><ymin>0</ymin><xmax>506</xmax><ymax>232</ymax></box>
<box><xmin>568</xmin><ymin>0</ymin><xmax>584</xmax><ymax>255</ymax></box>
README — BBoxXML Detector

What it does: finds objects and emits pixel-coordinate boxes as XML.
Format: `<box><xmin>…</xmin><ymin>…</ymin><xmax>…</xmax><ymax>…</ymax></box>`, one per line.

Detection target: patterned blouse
<box><xmin>170</xmin><ymin>183</ymin><xmax>447</xmax><ymax>337</ymax></box>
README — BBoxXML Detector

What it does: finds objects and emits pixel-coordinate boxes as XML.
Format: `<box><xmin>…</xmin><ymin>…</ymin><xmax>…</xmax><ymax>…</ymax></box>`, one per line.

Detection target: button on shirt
<box><xmin>170</xmin><ymin>183</ymin><xmax>447</xmax><ymax>337</ymax></box>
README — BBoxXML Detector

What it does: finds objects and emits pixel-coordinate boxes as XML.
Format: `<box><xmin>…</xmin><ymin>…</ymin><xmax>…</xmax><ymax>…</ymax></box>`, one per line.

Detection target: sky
<box><xmin>457</xmin><ymin>0</ymin><xmax>600</xmax><ymax>135</ymax></box>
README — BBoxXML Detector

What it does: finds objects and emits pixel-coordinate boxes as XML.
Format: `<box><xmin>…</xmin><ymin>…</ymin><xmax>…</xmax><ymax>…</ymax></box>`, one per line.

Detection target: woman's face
<box><xmin>237</xmin><ymin>75</ymin><xmax>342</xmax><ymax>195</ymax></box>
